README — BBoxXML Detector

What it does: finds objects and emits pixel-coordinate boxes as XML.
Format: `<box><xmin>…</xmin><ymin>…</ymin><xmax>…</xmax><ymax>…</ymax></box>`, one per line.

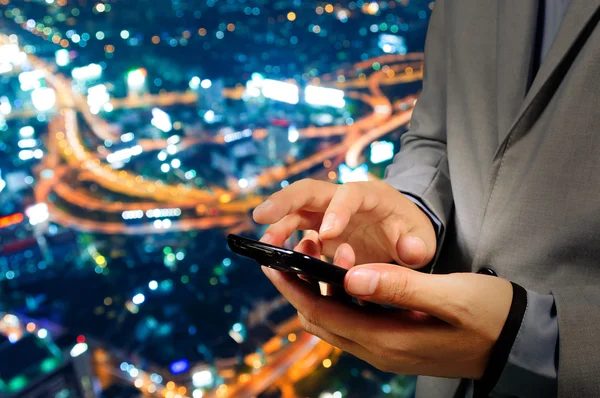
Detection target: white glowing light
<box><xmin>106</xmin><ymin>145</ymin><xmax>142</xmax><ymax>164</ymax></box>
<box><xmin>201</xmin><ymin>79</ymin><xmax>212</xmax><ymax>89</ymax></box>
<box><xmin>18</xmin><ymin>139</ymin><xmax>38</xmax><ymax>149</ymax></box>
<box><xmin>223</xmin><ymin>128</ymin><xmax>252</xmax><ymax>143</ymax></box>
<box><xmin>305</xmin><ymin>85</ymin><xmax>345</xmax><ymax>108</ymax></box>
<box><xmin>145</xmin><ymin>208</ymin><xmax>181</xmax><ymax>219</ymax></box>
<box><xmin>189</xmin><ymin>76</ymin><xmax>201</xmax><ymax>89</ymax></box>
<box><xmin>70</xmin><ymin>342</ymin><xmax>88</xmax><ymax>357</ymax></box>
<box><xmin>132</xmin><ymin>293</ymin><xmax>145</xmax><ymax>305</ymax></box>
<box><xmin>238</xmin><ymin>178</ymin><xmax>248</xmax><ymax>189</ymax></box>
<box><xmin>18</xmin><ymin>70</ymin><xmax>44</xmax><ymax>91</ymax></box>
<box><xmin>192</xmin><ymin>370</ymin><xmax>214</xmax><ymax>388</ymax></box>
<box><xmin>122</xmin><ymin>210</ymin><xmax>144</xmax><ymax>220</ymax></box>
<box><xmin>370</xmin><ymin>141</ymin><xmax>395</xmax><ymax>164</ymax></box>
<box><xmin>338</xmin><ymin>163</ymin><xmax>369</xmax><ymax>183</ymax></box>
<box><xmin>288</xmin><ymin>125</ymin><xmax>299</xmax><ymax>143</ymax></box>
<box><xmin>262</xmin><ymin>79</ymin><xmax>299</xmax><ymax>105</ymax></box>
<box><xmin>19</xmin><ymin>150</ymin><xmax>34</xmax><ymax>161</ymax></box>
<box><xmin>151</xmin><ymin>108</ymin><xmax>172</xmax><ymax>133</ymax></box>
<box><xmin>153</xmin><ymin>219</ymin><xmax>173</xmax><ymax>229</ymax></box>
<box><xmin>19</xmin><ymin>126</ymin><xmax>34</xmax><ymax>137</ymax></box>
<box><xmin>37</xmin><ymin>328</ymin><xmax>48</xmax><ymax>338</ymax></box>
<box><xmin>0</xmin><ymin>97</ymin><xmax>11</xmax><ymax>115</ymax></box>
<box><xmin>166</xmin><ymin>144</ymin><xmax>177</xmax><ymax>155</ymax></box>
<box><xmin>229</xmin><ymin>329</ymin><xmax>244</xmax><ymax>343</ymax></box>
<box><xmin>0</xmin><ymin>63</ymin><xmax>13</xmax><ymax>75</ymax></box>
<box><xmin>120</xmin><ymin>132</ymin><xmax>135</xmax><ymax>143</ymax></box>
<box><xmin>378</xmin><ymin>34</ymin><xmax>407</xmax><ymax>55</ymax></box>
<box><xmin>245</xmin><ymin>84</ymin><xmax>261</xmax><ymax>98</ymax></box>
<box><xmin>193</xmin><ymin>390</ymin><xmax>204</xmax><ymax>398</ymax></box>
<box><xmin>72</xmin><ymin>63</ymin><xmax>102</xmax><ymax>81</ymax></box>
<box><xmin>203</xmin><ymin>110</ymin><xmax>215</xmax><ymax>124</ymax></box>
<box><xmin>127</xmin><ymin>69</ymin><xmax>147</xmax><ymax>92</ymax></box>
<box><xmin>87</xmin><ymin>84</ymin><xmax>110</xmax><ymax>108</ymax></box>
<box><xmin>26</xmin><ymin>203</ymin><xmax>49</xmax><ymax>226</ymax></box>
<box><xmin>0</xmin><ymin>44</ymin><xmax>22</xmax><ymax>65</ymax></box>
<box><xmin>55</xmin><ymin>49</ymin><xmax>70</xmax><ymax>67</ymax></box>
<box><xmin>148</xmin><ymin>280</ymin><xmax>158</xmax><ymax>290</ymax></box>
<box><xmin>31</xmin><ymin>87</ymin><xmax>56</xmax><ymax>112</ymax></box>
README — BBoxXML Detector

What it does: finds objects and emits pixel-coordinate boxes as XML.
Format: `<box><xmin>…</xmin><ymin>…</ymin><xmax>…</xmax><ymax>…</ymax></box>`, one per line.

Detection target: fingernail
<box><xmin>320</xmin><ymin>214</ymin><xmax>336</xmax><ymax>234</ymax></box>
<box><xmin>407</xmin><ymin>236</ymin><xmax>427</xmax><ymax>264</ymax></box>
<box><xmin>346</xmin><ymin>269</ymin><xmax>380</xmax><ymax>296</ymax></box>
<box><xmin>255</xmin><ymin>200</ymin><xmax>273</xmax><ymax>212</ymax></box>
<box><xmin>260</xmin><ymin>233</ymin><xmax>272</xmax><ymax>244</ymax></box>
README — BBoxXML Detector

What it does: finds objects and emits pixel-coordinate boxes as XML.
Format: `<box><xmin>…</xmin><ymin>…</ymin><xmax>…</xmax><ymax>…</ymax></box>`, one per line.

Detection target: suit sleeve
<box><xmin>382</xmin><ymin>0</ymin><xmax>453</xmax><ymax>241</ymax></box>
<box><xmin>552</xmin><ymin>287</ymin><xmax>600</xmax><ymax>397</ymax></box>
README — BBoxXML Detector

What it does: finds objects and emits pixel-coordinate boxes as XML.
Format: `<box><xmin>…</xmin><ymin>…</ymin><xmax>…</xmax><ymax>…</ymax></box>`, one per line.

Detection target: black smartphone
<box><xmin>227</xmin><ymin>234</ymin><xmax>347</xmax><ymax>286</ymax></box>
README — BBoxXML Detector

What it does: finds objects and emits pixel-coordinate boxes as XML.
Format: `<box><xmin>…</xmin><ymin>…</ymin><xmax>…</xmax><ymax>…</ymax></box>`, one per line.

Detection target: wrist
<box><xmin>473</xmin><ymin>282</ymin><xmax>528</xmax><ymax>397</ymax></box>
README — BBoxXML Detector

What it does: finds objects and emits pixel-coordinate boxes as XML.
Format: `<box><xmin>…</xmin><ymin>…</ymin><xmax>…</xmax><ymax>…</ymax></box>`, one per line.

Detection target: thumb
<box><xmin>394</xmin><ymin>195</ymin><xmax>438</xmax><ymax>268</ymax></box>
<box><xmin>344</xmin><ymin>263</ymin><xmax>462</xmax><ymax>325</ymax></box>
<box><xmin>395</xmin><ymin>232</ymin><xmax>433</xmax><ymax>268</ymax></box>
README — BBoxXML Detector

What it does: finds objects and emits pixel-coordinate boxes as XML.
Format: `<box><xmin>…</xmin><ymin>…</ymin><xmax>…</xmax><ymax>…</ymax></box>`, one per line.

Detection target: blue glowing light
<box><xmin>169</xmin><ymin>359</ymin><xmax>190</xmax><ymax>374</ymax></box>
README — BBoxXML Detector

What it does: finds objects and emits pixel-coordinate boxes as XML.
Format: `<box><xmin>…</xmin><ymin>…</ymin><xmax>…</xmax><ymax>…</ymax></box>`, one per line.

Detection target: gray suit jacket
<box><xmin>383</xmin><ymin>0</ymin><xmax>600</xmax><ymax>396</ymax></box>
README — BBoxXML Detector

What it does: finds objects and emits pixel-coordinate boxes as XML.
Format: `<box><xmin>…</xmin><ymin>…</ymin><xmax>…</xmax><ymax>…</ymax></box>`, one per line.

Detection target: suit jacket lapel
<box><xmin>496</xmin><ymin>0</ymin><xmax>539</xmax><ymax>144</ymax></box>
<box><xmin>495</xmin><ymin>0</ymin><xmax>600</xmax><ymax>160</ymax></box>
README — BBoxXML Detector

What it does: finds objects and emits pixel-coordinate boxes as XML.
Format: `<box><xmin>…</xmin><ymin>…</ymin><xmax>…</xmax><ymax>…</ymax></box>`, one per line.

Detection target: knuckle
<box><xmin>444</xmin><ymin>297</ymin><xmax>474</xmax><ymax>327</ymax></box>
<box><xmin>341</xmin><ymin>182</ymin><xmax>359</xmax><ymax>195</ymax></box>
<box><xmin>301</xmin><ymin>298</ymin><xmax>323</xmax><ymax>327</ymax></box>
<box><xmin>333</xmin><ymin>183</ymin><xmax>345</xmax><ymax>196</ymax></box>
<box><xmin>383</xmin><ymin>271</ymin><xmax>414</xmax><ymax>307</ymax></box>
<box><xmin>298</xmin><ymin>313</ymin><xmax>315</xmax><ymax>334</ymax></box>
<box><xmin>293</xmin><ymin>178</ymin><xmax>314</xmax><ymax>189</ymax></box>
<box><xmin>268</xmin><ymin>190</ymin><xmax>283</xmax><ymax>204</ymax></box>
<box><xmin>368</xmin><ymin>339</ymin><xmax>388</xmax><ymax>358</ymax></box>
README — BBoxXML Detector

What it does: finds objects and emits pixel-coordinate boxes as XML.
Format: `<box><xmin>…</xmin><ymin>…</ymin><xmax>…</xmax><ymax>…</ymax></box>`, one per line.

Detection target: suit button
<box><xmin>477</xmin><ymin>267</ymin><xmax>497</xmax><ymax>277</ymax></box>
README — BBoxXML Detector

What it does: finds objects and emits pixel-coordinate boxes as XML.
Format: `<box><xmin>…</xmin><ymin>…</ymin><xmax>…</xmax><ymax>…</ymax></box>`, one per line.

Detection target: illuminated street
<box><xmin>0</xmin><ymin>1</ymin><xmax>431</xmax><ymax>397</ymax></box>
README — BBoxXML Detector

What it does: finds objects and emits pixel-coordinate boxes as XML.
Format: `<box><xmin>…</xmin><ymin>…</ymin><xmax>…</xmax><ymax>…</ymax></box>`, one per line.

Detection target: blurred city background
<box><xmin>0</xmin><ymin>0</ymin><xmax>432</xmax><ymax>397</ymax></box>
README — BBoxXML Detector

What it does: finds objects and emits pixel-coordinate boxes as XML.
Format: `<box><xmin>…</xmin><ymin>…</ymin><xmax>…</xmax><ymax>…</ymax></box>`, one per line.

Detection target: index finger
<box><xmin>253</xmin><ymin>179</ymin><xmax>337</xmax><ymax>224</ymax></box>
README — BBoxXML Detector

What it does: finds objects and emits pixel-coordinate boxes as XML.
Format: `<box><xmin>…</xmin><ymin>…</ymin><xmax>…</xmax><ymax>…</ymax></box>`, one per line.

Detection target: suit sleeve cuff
<box><xmin>474</xmin><ymin>285</ymin><xmax>558</xmax><ymax>398</ymax></box>
<box><xmin>402</xmin><ymin>192</ymin><xmax>443</xmax><ymax>238</ymax></box>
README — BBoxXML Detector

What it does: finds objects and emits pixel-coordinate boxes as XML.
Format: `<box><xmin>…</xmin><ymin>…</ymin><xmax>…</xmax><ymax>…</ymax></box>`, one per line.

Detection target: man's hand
<box><xmin>253</xmin><ymin>179</ymin><xmax>437</xmax><ymax>268</ymax></box>
<box><xmin>262</xmin><ymin>237</ymin><xmax>513</xmax><ymax>380</ymax></box>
